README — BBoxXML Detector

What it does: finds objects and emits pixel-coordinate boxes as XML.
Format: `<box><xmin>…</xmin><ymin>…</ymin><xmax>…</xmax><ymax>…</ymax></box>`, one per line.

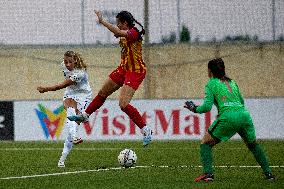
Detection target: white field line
<box><xmin>0</xmin><ymin>147</ymin><xmax>256</xmax><ymax>151</ymax></box>
<box><xmin>0</xmin><ymin>165</ymin><xmax>283</xmax><ymax>180</ymax></box>
<box><xmin>0</xmin><ymin>167</ymin><xmax>123</xmax><ymax>180</ymax></box>
<box><xmin>0</xmin><ymin>148</ymin><xmax>119</xmax><ymax>151</ymax></box>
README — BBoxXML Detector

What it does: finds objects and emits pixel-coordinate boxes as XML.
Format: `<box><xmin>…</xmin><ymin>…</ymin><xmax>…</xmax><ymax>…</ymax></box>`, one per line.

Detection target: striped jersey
<box><xmin>119</xmin><ymin>27</ymin><xmax>146</xmax><ymax>73</ymax></box>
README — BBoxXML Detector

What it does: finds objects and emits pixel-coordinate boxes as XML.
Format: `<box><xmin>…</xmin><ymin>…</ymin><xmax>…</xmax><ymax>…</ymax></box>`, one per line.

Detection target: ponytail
<box><xmin>134</xmin><ymin>19</ymin><xmax>145</xmax><ymax>35</ymax></box>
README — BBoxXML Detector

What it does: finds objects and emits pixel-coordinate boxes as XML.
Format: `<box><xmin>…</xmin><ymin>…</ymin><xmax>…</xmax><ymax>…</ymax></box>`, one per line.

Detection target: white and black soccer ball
<box><xmin>118</xmin><ymin>149</ymin><xmax>137</xmax><ymax>168</ymax></box>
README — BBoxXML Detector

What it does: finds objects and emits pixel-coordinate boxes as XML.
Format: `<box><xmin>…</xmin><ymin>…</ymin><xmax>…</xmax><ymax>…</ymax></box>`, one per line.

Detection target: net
<box><xmin>0</xmin><ymin>0</ymin><xmax>283</xmax><ymax>45</ymax></box>
<box><xmin>0</xmin><ymin>0</ymin><xmax>283</xmax><ymax>100</ymax></box>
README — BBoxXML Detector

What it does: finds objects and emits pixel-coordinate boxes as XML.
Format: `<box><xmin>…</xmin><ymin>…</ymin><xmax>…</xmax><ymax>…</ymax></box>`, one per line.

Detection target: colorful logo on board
<box><xmin>35</xmin><ymin>104</ymin><xmax>66</xmax><ymax>140</ymax></box>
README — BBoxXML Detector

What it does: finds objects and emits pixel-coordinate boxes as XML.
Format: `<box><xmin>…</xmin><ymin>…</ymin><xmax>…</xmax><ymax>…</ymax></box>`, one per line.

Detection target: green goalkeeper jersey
<box><xmin>196</xmin><ymin>78</ymin><xmax>245</xmax><ymax>115</ymax></box>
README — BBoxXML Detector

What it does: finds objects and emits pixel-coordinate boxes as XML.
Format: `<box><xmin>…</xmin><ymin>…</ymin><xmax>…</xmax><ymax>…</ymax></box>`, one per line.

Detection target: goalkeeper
<box><xmin>184</xmin><ymin>58</ymin><xmax>275</xmax><ymax>182</ymax></box>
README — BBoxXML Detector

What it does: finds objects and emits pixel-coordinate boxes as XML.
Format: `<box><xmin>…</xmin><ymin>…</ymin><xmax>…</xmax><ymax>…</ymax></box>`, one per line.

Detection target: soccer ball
<box><xmin>118</xmin><ymin>149</ymin><xmax>137</xmax><ymax>168</ymax></box>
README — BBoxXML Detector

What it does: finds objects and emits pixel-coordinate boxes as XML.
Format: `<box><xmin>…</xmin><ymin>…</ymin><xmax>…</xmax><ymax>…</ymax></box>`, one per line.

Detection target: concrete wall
<box><xmin>0</xmin><ymin>43</ymin><xmax>283</xmax><ymax>100</ymax></box>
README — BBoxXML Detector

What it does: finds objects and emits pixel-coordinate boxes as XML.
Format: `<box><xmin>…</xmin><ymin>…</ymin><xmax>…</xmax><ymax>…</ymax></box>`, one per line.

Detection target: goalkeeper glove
<box><xmin>184</xmin><ymin>101</ymin><xmax>197</xmax><ymax>113</ymax></box>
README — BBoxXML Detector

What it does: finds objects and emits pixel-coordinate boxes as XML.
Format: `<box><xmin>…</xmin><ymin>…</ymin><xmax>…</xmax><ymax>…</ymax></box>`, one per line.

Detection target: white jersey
<box><xmin>61</xmin><ymin>62</ymin><xmax>92</xmax><ymax>102</ymax></box>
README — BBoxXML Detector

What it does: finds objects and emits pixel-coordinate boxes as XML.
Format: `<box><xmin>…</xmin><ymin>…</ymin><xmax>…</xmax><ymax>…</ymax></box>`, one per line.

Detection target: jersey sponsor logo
<box><xmin>224</xmin><ymin>102</ymin><xmax>242</xmax><ymax>106</ymax></box>
<box><xmin>35</xmin><ymin>104</ymin><xmax>66</xmax><ymax>140</ymax></box>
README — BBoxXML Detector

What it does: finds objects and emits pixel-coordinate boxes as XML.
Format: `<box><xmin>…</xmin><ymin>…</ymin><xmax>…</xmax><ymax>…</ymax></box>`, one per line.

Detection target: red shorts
<box><xmin>109</xmin><ymin>67</ymin><xmax>146</xmax><ymax>90</ymax></box>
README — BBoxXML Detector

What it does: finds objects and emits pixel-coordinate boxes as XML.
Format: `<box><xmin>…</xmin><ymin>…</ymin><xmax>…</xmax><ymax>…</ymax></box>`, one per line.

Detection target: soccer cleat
<box><xmin>58</xmin><ymin>161</ymin><xmax>65</xmax><ymax>168</ymax></box>
<box><xmin>195</xmin><ymin>173</ymin><xmax>214</xmax><ymax>182</ymax></box>
<box><xmin>72</xmin><ymin>137</ymin><xmax>83</xmax><ymax>145</ymax></box>
<box><xmin>67</xmin><ymin>113</ymin><xmax>89</xmax><ymax>122</ymax></box>
<box><xmin>265</xmin><ymin>173</ymin><xmax>275</xmax><ymax>181</ymax></box>
<box><xmin>142</xmin><ymin>126</ymin><xmax>152</xmax><ymax>147</ymax></box>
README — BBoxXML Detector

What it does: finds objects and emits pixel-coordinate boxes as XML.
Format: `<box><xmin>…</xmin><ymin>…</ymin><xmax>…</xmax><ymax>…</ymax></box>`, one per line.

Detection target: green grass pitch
<box><xmin>0</xmin><ymin>140</ymin><xmax>283</xmax><ymax>189</ymax></box>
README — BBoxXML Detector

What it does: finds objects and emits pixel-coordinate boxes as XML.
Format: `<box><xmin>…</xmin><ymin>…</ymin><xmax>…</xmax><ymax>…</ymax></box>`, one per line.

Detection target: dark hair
<box><xmin>208</xmin><ymin>58</ymin><xmax>231</xmax><ymax>81</ymax></box>
<box><xmin>116</xmin><ymin>11</ymin><xmax>145</xmax><ymax>41</ymax></box>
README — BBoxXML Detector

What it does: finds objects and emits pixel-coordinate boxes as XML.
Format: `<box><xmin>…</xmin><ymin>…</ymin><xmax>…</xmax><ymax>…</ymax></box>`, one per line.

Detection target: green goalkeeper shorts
<box><xmin>208</xmin><ymin>109</ymin><xmax>256</xmax><ymax>142</ymax></box>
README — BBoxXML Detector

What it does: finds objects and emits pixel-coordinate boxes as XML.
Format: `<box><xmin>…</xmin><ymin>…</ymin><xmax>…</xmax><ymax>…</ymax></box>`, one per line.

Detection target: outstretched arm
<box><xmin>37</xmin><ymin>79</ymin><xmax>75</xmax><ymax>93</ymax></box>
<box><xmin>94</xmin><ymin>10</ymin><xmax>128</xmax><ymax>38</ymax></box>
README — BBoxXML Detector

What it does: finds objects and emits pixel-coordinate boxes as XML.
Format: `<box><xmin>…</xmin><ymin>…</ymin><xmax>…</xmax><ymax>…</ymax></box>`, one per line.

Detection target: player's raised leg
<box><xmin>68</xmin><ymin>79</ymin><xmax>120</xmax><ymax>122</ymax></box>
<box><xmin>119</xmin><ymin>84</ymin><xmax>152</xmax><ymax>146</ymax></box>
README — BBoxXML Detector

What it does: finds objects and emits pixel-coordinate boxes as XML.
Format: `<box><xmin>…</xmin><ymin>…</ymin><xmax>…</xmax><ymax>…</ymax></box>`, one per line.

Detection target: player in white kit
<box><xmin>37</xmin><ymin>51</ymin><xmax>92</xmax><ymax>168</ymax></box>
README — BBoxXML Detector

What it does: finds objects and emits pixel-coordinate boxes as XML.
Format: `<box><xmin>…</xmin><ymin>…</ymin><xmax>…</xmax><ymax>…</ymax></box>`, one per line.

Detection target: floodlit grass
<box><xmin>0</xmin><ymin>140</ymin><xmax>283</xmax><ymax>189</ymax></box>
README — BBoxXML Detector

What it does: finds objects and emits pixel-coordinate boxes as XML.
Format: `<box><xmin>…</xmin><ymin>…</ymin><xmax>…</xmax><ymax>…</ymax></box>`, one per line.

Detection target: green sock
<box><xmin>249</xmin><ymin>144</ymin><xmax>271</xmax><ymax>174</ymax></box>
<box><xmin>200</xmin><ymin>144</ymin><xmax>213</xmax><ymax>174</ymax></box>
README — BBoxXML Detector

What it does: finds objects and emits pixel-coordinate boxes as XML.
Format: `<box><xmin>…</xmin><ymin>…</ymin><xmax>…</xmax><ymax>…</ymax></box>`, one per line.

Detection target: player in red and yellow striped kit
<box><xmin>68</xmin><ymin>10</ymin><xmax>152</xmax><ymax>146</ymax></box>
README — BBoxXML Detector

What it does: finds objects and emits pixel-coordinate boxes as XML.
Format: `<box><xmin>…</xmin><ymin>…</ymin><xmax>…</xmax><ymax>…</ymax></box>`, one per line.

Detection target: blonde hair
<box><xmin>64</xmin><ymin>51</ymin><xmax>87</xmax><ymax>70</ymax></box>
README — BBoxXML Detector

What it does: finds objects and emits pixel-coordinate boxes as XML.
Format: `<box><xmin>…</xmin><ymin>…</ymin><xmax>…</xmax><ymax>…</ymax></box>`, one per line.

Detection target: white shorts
<box><xmin>63</xmin><ymin>95</ymin><xmax>91</xmax><ymax>113</ymax></box>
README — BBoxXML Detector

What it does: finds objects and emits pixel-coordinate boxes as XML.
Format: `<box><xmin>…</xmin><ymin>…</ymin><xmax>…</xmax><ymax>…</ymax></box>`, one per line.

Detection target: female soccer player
<box><xmin>37</xmin><ymin>51</ymin><xmax>92</xmax><ymax>168</ymax></box>
<box><xmin>184</xmin><ymin>58</ymin><xmax>274</xmax><ymax>182</ymax></box>
<box><xmin>68</xmin><ymin>10</ymin><xmax>152</xmax><ymax>146</ymax></box>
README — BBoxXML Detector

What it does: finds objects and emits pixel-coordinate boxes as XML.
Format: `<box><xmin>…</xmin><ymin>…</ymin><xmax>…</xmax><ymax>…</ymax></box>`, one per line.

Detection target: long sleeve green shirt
<box><xmin>196</xmin><ymin>78</ymin><xmax>245</xmax><ymax>115</ymax></box>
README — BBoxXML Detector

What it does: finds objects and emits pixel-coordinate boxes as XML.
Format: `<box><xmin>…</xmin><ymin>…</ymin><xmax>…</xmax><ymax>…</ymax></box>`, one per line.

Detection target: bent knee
<box><xmin>119</xmin><ymin>101</ymin><xmax>129</xmax><ymax>110</ymax></box>
<box><xmin>201</xmin><ymin>132</ymin><xmax>220</xmax><ymax>147</ymax></box>
<box><xmin>98</xmin><ymin>90</ymin><xmax>108</xmax><ymax>99</ymax></box>
<box><xmin>201</xmin><ymin>139</ymin><xmax>218</xmax><ymax>147</ymax></box>
<box><xmin>246</xmin><ymin>140</ymin><xmax>257</xmax><ymax>150</ymax></box>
